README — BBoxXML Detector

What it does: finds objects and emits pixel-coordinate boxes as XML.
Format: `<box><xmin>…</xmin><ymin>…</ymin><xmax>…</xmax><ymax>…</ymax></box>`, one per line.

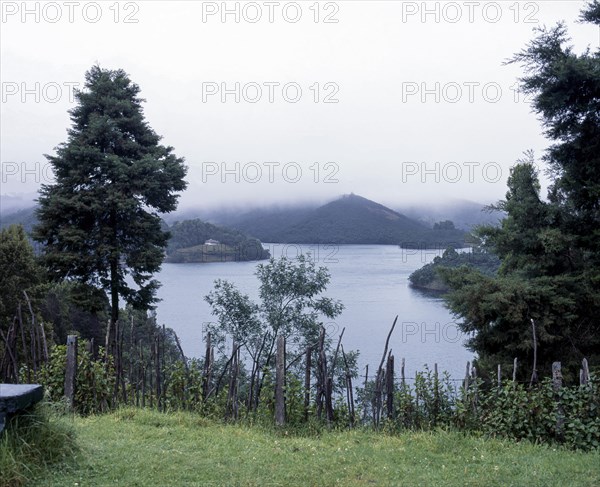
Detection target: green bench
<box><xmin>0</xmin><ymin>384</ymin><xmax>44</xmax><ymax>433</ymax></box>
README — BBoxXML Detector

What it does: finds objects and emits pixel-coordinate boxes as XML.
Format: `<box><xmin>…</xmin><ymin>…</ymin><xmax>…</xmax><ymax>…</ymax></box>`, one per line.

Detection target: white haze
<box><xmin>1</xmin><ymin>1</ymin><xmax>599</xmax><ymax>215</ymax></box>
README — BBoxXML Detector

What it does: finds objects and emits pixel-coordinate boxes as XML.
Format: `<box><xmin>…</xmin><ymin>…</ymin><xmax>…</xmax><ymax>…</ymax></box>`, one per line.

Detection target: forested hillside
<box><xmin>221</xmin><ymin>194</ymin><xmax>467</xmax><ymax>247</ymax></box>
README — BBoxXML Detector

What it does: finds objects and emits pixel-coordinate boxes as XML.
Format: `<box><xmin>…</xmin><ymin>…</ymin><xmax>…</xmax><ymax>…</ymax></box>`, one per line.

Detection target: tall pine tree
<box><xmin>509</xmin><ymin>0</ymin><xmax>600</xmax><ymax>268</ymax></box>
<box><xmin>441</xmin><ymin>2</ymin><xmax>600</xmax><ymax>381</ymax></box>
<box><xmin>34</xmin><ymin>66</ymin><xmax>187</xmax><ymax>353</ymax></box>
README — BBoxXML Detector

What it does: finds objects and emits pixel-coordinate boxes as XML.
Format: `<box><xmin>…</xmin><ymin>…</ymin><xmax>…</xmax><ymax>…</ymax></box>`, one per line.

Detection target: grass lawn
<box><xmin>31</xmin><ymin>408</ymin><xmax>600</xmax><ymax>487</ymax></box>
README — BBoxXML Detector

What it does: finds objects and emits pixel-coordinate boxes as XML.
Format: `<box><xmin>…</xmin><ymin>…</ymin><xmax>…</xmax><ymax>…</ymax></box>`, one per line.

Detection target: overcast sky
<box><xmin>1</xmin><ymin>1</ymin><xmax>598</xmax><ymax>213</ymax></box>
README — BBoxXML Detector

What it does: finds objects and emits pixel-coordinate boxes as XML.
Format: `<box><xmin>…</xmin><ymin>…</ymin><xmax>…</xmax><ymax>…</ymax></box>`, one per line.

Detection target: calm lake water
<box><xmin>155</xmin><ymin>244</ymin><xmax>473</xmax><ymax>381</ymax></box>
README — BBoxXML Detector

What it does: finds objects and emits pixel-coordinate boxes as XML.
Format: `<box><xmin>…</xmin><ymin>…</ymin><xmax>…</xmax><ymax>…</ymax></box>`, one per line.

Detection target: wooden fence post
<box><xmin>385</xmin><ymin>354</ymin><xmax>394</xmax><ymax>419</ymax></box>
<box><xmin>581</xmin><ymin>358</ymin><xmax>590</xmax><ymax>386</ymax></box>
<box><xmin>316</xmin><ymin>327</ymin><xmax>326</xmax><ymax>420</ymax></box>
<box><xmin>433</xmin><ymin>363</ymin><xmax>439</xmax><ymax>423</ymax></box>
<box><xmin>304</xmin><ymin>346</ymin><xmax>311</xmax><ymax>421</ymax></box>
<box><xmin>64</xmin><ymin>335</ymin><xmax>78</xmax><ymax>411</ymax></box>
<box><xmin>202</xmin><ymin>333</ymin><xmax>212</xmax><ymax>400</ymax></box>
<box><xmin>275</xmin><ymin>335</ymin><xmax>286</xmax><ymax>426</ymax></box>
<box><xmin>227</xmin><ymin>340</ymin><xmax>240</xmax><ymax>420</ymax></box>
<box><xmin>374</xmin><ymin>316</ymin><xmax>398</xmax><ymax>428</ymax></box>
<box><xmin>154</xmin><ymin>333</ymin><xmax>161</xmax><ymax>410</ymax></box>
<box><xmin>530</xmin><ymin>319</ymin><xmax>538</xmax><ymax>386</ymax></box>
<box><xmin>552</xmin><ymin>361</ymin><xmax>564</xmax><ymax>440</ymax></box>
<box><xmin>471</xmin><ymin>365</ymin><xmax>478</xmax><ymax>414</ymax></box>
<box><xmin>341</xmin><ymin>345</ymin><xmax>355</xmax><ymax>427</ymax></box>
<box><xmin>401</xmin><ymin>358</ymin><xmax>406</xmax><ymax>389</ymax></box>
<box><xmin>512</xmin><ymin>357</ymin><xmax>517</xmax><ymax>382</ymax></box>
<box><xmin>362</xmin><ymin>364</ymin><xmax>369</xmax><ymax>423</ymax></box>
<box><xmin>463</xmin><ymin>361</ymin><xmax>470</xmax><ymax>392</ymax></box>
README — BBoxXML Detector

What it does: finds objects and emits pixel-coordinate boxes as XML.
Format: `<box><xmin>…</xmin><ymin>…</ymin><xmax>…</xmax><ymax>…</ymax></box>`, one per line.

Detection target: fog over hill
<box><xmin>169</xmin><ymin>196</ymin><xmax>502</xmax><ymax>232</ymax></box>
<box><xmin>0</xmin><ymin>194</ymin><xmax>502</xmax><ymax>243</ymax></box>
<box><xmin>0</xmin><ymin>192</ymin><xmax>38</xmax><ymax>216</ymax></box>
<box><xmin>178</xmin><ymin>194</ymin><xmax>467</xmax><ymax>247</ymax></box>
<box><xmin>400</xmin><ymin>199</ymin><xmax>504</xmax><ymax>231</ymax></box>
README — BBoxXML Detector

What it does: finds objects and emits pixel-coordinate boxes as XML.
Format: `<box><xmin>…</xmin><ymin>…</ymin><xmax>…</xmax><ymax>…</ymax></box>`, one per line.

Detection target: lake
<box><xmin>155</xmin><ymin>244</ymin><xmax>474</xmax><ymax>381</ymax></box>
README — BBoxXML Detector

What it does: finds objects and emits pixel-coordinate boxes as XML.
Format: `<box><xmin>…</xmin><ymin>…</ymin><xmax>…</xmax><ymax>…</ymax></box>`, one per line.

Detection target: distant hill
<box><xmin>211</xmin><ymin>206</ymin><xmax>315</xmax><ymax>242</ymax></box>
<box><xmin>0</xmin><ymin>206</ymin><xmax>37</xmax><ymax>233</ymax></box>
<box><xmin>0</xmin><ymin>192</ymin><xmax>38</xmax><ymax>216</ymax></box>
<box><xmin>213</xmin><ymin>194</ymin><xmax>467</xmax><ymax>247</ymax></box>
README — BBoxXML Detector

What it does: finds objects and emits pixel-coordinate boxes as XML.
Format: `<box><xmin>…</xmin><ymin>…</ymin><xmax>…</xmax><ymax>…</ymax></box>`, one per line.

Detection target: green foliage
<box><xmin>0</xmin><ymin>403</ymin><xmax>76</xmax><ymax>487</ymax></box>
<box><xmin>204</xmin><ymin>279</ymin><xmax>261</xmax><ymax>350</ymax></box>
<box><xmin>38</xmin><ymin>281</ymin><xmax>109</xmax><ymax>347</ymax></box>
<box><xmin>256</xmin><ymin>255</ymin><xmax>344</xmax><ymax>347</ymax></box>
<box><xmin>476</xmin><ymin>378</ymin><xmax>600</xmax><ymax>450</ymax></box>
<box><xmin>37</xmin><ymin>344</ymin><xmax>115</xmax><ymax>415</ymax></box>
<box><xmin>163</xmin><ymin>359</ymin><xmax>203</xmax><ymax>411</ymax></box>
<box><xmin>201</xmin><ymin>256</ymin><xmax>363</xmax><ymax>423</ymax></box>
<box><xmin>359</xmin><ymin>365</ymin><xmax>600</xmax><ymax>451</ymax></box>
<box><xmin>0</xmin><ymin>224</ymin><xmax>41</xmax><ymax>326</ymax></box>
<box><xmin>34</xmin><ymin>65</ymin><xmax>187</xmax><ymax>327</ymax></box>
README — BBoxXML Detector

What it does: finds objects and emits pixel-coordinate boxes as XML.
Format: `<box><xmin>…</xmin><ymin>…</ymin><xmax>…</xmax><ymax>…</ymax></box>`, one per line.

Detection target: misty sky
<box><xmin>1</xmin><ymin>1</ymin><xmax>599</xmax><ymax>213</ymax></box>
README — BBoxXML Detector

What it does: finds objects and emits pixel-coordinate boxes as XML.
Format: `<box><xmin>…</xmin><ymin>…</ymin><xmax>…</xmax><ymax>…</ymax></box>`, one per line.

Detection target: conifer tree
<box><xmin>441</xmin><ymin>2</ymin><xmax>600</xmax><ymax>380</ymax></box>
<box><xmin>35</xmin><ymin>66</ymin><xmax>187</xmax><ymax>353</ymax></box>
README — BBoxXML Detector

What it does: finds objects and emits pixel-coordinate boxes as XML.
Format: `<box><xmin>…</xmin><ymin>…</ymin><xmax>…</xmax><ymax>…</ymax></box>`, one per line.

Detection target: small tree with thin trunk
<box><xmin>205</xmin><ymin>255</ymin><xmax>344</xmax><ymax>409</ymax></box>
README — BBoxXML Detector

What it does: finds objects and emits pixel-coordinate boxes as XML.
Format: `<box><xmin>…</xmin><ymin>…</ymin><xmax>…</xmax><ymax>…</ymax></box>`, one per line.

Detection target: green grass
<box><xmin>25</xmin><ymin>408</ymin><xmax>600</xmax><ymax>487</ymax></box>
<box><xmin>0</xmin><ymin>403</ymin><xmax>77</xmax><ymax>487</ymax></box>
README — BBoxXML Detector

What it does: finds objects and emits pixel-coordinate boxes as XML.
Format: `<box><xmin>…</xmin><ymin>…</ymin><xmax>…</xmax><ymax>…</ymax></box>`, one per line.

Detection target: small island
<box><xmin>165</xmin><ymin>218</ymin><xmax>270</xmax><ymax>263</ymax></box>
<box><xmin>409</xmin><ymin>246</ymin><xmax>500</xmax><ymax>292</ymax></box>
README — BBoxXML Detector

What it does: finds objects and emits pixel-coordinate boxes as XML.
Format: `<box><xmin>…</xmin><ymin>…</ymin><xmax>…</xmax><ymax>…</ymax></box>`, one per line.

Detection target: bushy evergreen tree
<box><xmin>35</xmin><ymin>66</ymin><xmax>187</xmax><ymax>354</ymax></box>
<box><xmin>441</xmin><ymin>2</ymin><xmax>600</xmax><ymax>382</ymax></box>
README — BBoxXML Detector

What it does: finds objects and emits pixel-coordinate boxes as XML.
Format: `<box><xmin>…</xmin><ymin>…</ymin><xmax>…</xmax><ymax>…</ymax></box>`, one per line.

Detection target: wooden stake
<box><xmin>64</xmin><ymin>335</ymin><xmax>78</xmax><ymax>411</ymax></box>
<box><xmin>433</xmin><ymin>363</ymin><xmax>439</xmax><ymax>423</ymax></box>
<box><xmin>362</xmin><ymin>364</ymin><xmax>369</xmax><ymax>423</ymax></box>
<box><xmin>304</xmin><ymin>346</ymin><xmax>311</xmax><ymax>421</ymax></box>
<box><xmin>385</xmin><ymin>354</ymin><xmax>394</xmax><ymax>419</ymax></box>
<box><xmin>374</xmin><ymin>316</ymin><xmax>398</xmax><ymax>427</ymax></box>
<box><xmin>401</xmin><ymin>358</ymin><xmax>406</xmax><ymax>389</ymax></box>
<box><xmin>530</xmin><ymin>318</ymin><xmax>538</xmax><ymax>386</ymax></box>
<box><xmin>512</xmin><ymin>357</ymin><xmax>517</xmax><ymax>382</ymax></box>
<box><xmin>581</xmin><ymin>358</ymin><xmax>590</xmax><ymax>386</ymax></box>
<box><xmin>202</xmin><ymin>332</ymin><xmax>212</xmax><ymax>400</ymax></box>
<box><xmin>275</xmin><ymin>335</ymin><xmax>286</xmax><ymax>426</ymax></box>
<box><xmin>552</xmin><ymin>361</ymin><xmax>564</xmax><ymax>440</ymax></box>
<box><xmin>341</xmin><ymin>345</ymin><xmax>355</xmax><ymax>427</ymax></box>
